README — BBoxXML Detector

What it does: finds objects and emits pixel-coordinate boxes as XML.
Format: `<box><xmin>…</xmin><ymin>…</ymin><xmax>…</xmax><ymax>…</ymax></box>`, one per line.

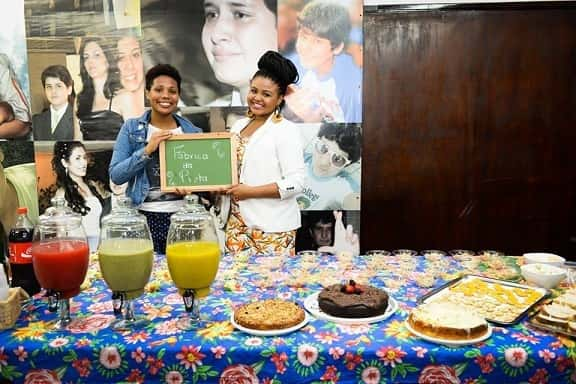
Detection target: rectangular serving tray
<box><xmin>418</xmin><ymin>274</ymin><xmax>549</xmax><ymax>326</ymax></box>
<box><xmin>528</xmin><ymin>314</ymin><xmax>576</xmax><ymax>338</ymax></box>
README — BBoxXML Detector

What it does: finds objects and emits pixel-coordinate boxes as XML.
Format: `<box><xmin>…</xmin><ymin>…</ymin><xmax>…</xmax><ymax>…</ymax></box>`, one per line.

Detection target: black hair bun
<box><xmin>257</xmin><ymin>50</ymin><xmax>299</xmax><ymax>88</ymax></box>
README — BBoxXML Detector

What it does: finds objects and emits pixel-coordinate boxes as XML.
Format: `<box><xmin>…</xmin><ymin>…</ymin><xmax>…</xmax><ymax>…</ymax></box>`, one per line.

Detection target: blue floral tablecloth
<box><xmin>0</xmin><ymin>252</ymin><xmax>575</xmax><ymax>384</ymax></box>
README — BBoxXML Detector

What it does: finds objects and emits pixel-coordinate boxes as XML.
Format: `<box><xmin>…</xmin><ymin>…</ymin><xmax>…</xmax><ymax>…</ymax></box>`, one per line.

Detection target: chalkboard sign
<box><xmin>159</xmin><ymin>132</ymin><xmax>238</xmax><ymax>192</ymax></box>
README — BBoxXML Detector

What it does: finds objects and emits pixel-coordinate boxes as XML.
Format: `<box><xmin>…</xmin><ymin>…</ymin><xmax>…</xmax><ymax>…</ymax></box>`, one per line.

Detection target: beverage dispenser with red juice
<box><xmin>32</xmin><ymin>197</ymin><xmax>89</xmax><ymax>330</ymax></box>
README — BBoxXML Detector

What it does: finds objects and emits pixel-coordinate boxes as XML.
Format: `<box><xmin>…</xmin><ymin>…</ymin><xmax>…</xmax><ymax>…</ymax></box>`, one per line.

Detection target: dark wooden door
<box><xmin>361</xmin><ymin>5</ymin><xmax>576</xmax><ymax>258</ymax></box>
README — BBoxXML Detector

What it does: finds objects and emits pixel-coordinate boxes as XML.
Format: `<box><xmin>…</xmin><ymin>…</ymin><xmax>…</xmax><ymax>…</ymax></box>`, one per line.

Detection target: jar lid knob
<box><xmin>185</xmin><ymin>194</ymin><xmax>199</xmax><ymax>205</ymax></box>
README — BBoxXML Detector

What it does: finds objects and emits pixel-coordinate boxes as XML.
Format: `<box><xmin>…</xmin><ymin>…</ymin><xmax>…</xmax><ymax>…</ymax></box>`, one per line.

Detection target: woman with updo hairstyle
<box><xmin>222</xmin><ymin>50</ymin><xmax>306</xmax><ymax>256</ymax></box>
<box><xmin>52</xmin><ymin>141</ymin><xmax>106</xmax><ymax>252</ymax></box>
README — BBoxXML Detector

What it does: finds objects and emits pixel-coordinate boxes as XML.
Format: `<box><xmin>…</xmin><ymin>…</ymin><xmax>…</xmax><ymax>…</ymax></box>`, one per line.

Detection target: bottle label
<box><xmin>8</xmin><ymin>242</ymin><xmax>33</xmax><ymax>264</ymax></box>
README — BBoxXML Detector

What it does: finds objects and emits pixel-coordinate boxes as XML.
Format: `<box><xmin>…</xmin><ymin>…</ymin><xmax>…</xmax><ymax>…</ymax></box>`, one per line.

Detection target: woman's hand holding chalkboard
<box><xmin>144</xmin><ymin>130</ymin><xmax>173</xmax><ymax>156</ymax></box>
<box><xmin>224</xmin><ymin>183</ymin><xmax>280</xmax><ymax>201</ymax></box>
<box><xmin>174</xmin><ymin>187</ymin><xmax>194</xmax><ymax>196</ymax></box>
<box><xmin>225</xmin><ymin>184</ymin><xmax>252</xmax><ymax>202</ymax></box>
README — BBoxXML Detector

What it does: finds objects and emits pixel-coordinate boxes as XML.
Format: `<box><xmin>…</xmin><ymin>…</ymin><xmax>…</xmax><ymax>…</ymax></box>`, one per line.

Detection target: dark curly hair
<box><xmin>252</xmin><ymin>51</ymin><xmax>299</xmax><ymax>110</ymax></box>
<box><xmin>76</xmin><ymin>38</ymin><xmax>121</xmax><ymax>118</ymax></box>
<box><xmin>52</xmin><ymin>141</ymin><xmax>104</xmax><ymax>216</ymax></box>
<box><xmin>317</xmin><ymin>123</ymin><xmax>362</xmax><ymax>163</ymax></box>
<box><xmin>145</xmin><ymin>63</ymin><xmax>182</xmax><ymax>93</ymax></box>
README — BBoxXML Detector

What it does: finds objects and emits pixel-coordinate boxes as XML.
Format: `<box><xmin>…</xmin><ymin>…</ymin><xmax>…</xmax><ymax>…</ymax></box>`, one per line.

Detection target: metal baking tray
<box><xmin>418</xmin><ymin>274</ymin><xmax>549</xmax><ymax>326</ymax></box>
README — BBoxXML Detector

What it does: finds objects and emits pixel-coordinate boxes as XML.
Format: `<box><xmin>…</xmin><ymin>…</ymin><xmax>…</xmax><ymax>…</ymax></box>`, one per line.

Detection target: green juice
<box><xmin>98</xmin><ymin>238</ymin><xmax>154</xmax><ymax>300</ymax></box>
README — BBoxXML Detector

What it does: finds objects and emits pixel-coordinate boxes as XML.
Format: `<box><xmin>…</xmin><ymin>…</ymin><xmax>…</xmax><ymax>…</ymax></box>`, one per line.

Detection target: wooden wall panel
<box><xmin>361</xmin><ymin>6</ymin><xmax>576</xmax><ymax>258</ymax></box>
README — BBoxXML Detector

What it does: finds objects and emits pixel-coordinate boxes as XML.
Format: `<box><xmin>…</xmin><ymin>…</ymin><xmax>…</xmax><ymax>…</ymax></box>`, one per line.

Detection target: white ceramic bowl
<box><xmin>521</xmin><ymin>263</ymin><xmax>566</xmax><ymax>289</ymax></box>
<box><xmin>523</xmin><ymin>252</ymin><xmax>565</xmax><ymax>267</ymax></box>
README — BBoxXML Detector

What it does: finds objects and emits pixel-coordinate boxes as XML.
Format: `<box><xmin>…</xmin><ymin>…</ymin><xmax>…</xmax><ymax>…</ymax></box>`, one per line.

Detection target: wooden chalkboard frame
<box><xmin>159</xmin><ymin>132</ymin><xmax>238</xmax><ymax>192</ymax></box>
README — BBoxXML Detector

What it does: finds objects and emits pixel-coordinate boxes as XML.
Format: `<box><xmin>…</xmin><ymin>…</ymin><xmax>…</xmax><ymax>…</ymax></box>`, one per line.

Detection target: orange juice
<box><xmin>166</xmin><ymin>241</ymin><xmax>220</xmax><ymax>298</ymax></box>
<box><xmin>99</xmin><ymin>238</ymin><xmax>154</xmax><ymax>300</ymax></box>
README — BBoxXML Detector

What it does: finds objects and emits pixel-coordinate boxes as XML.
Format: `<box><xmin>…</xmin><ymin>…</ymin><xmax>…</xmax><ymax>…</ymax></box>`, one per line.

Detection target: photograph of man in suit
<box><xmin>32</xmin><ymin>65</ymin><xmax>75</xmax><ymax>141</ymax></box>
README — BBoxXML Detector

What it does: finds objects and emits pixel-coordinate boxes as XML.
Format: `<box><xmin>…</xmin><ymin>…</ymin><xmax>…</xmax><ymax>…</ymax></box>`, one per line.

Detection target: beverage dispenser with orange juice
<box><xmin>166</xmin><ymin>194</ymin><xmax>221</xmax><ymax>330</ymax></box>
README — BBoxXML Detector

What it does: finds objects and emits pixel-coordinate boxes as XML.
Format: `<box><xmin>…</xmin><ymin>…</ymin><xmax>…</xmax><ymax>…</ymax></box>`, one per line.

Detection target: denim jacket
<box><xmin>109</xmin><ymin>110</ymin><xmax>201</xmax><ymax>206</ymax></box>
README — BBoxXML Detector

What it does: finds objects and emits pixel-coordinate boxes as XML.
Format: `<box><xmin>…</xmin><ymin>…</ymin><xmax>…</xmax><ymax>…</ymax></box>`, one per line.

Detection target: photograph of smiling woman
<box><xmin>202</xmin><ymin>0</ymin><xmax>278</xmax><ymax>106</ymax></box>
<box><xmin>52</xmin><ymin>141</ymin><xmax>109</xmax><ymax>253</ymax></box>
<box><xmin>75</xmin><ymin>38</ymin><xmax>124</xmax><ymax>141</ymax></box>
<box><xmin>116</xmin><ymin>31</ymin><xmax>146</xmax><ymax>118</ymax></box>
<box><xmin>140</xmin><ymin>1</ymin><xmax>225</xmax><ymax>107</ymax></box>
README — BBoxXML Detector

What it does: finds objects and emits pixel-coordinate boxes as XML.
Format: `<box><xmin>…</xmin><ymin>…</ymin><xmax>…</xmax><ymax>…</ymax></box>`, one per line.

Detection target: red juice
<box><xmin>32</xmin><ymin>239</ymin><xmax>89</xmax><ymax>299</ymax></box>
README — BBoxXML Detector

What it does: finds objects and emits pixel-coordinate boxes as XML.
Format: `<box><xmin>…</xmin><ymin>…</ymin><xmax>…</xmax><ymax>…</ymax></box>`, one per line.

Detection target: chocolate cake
<box><xmin>318</xmin><ymin>280</ymin><xmax>389</xmax><ymax>318</ymax></box>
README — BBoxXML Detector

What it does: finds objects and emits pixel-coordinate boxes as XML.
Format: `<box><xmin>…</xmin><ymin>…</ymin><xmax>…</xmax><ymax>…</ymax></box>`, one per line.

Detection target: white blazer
<box><xmin>230</xmin><ymin>115</ymin><xmax>306</xmax><ymax>232</ymax></box>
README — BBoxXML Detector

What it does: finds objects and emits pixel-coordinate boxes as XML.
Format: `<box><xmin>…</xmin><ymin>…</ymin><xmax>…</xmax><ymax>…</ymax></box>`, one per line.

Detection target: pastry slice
<box><xmin>541</xmin><ymin>303</ymin><xmax>576</xmax><ymax>321</ymax></box>
<box><xmin>555</xmin><ymin>294</ymin><xmax>576</xmax><ymax>310</ymax></box>
<box><xmin>536</xmin><ymin>313</ymin><xmax>568</xmax><ymax>328</ymax></box>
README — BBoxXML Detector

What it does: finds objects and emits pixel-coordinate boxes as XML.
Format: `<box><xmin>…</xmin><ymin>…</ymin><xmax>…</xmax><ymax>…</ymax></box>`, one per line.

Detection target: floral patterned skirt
<box><xmin>225</xmin><ymin>201</ymin><xmax>295</xmax><ymax>256</ymax></box>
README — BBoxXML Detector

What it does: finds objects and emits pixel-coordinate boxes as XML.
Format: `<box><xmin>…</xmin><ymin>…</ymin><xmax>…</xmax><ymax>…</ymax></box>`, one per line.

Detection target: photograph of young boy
<box><xmin>296</xmin><ymin>210</ymin><xmax>360</xmax><ymax>256</ymax></box>
<box><xmin>296</xmin><ymin>210</ymin><xmax>335</xmax><ymax>251</ymax></box>
<box><xmin>284</xmin><ymin>0</ymin><xmax>362</xmax><ymax>124</ymax></box>
<box><xmin>298</xmin><ymin>122</ymin><xmax>362</xmax><ymax>211</ymax></box>
<box><xmin>32</xmin><ymin>65</ymin><xmax>75</xmax><ymax>141</ymax></box>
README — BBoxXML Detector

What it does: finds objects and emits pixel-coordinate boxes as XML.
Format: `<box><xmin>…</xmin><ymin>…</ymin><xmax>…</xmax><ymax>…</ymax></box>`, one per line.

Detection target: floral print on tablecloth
<box><xmin>0</xmin><ymin>252</ymin><xmax>574</xmax><ymax>383</ymax></box>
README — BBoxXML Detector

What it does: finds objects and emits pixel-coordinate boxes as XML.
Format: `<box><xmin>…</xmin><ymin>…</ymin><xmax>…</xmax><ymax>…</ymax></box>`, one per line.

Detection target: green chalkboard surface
<box><xmin>159</xmin><ymin>132</ymin><xmax>238</xmax><ymax>192</ymax></box>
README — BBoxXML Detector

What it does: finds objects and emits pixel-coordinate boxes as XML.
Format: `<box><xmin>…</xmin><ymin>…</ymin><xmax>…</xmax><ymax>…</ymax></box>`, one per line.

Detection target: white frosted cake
<box><xmin>408</xmin><ymin>302</ymin><xmax>488</xmax><ymax>340</ymax></box>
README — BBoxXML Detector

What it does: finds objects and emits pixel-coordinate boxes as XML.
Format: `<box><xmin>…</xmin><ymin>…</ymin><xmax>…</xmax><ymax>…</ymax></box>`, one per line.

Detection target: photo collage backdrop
<box><xmin>1</xmin><ymin>0</ymin><xmax>363</xmax><ymax>254</ymax></box>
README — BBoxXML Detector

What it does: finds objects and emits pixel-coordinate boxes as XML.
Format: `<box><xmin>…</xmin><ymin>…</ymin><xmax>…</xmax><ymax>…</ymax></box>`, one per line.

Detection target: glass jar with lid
<box><xmin>32</xmin><ymin>197</ymin><xmax>89</xmax><ymax>330</ymax></box>
<box><xmin>99</xmin><ymin>196</ymin><xmax>154</xmax><ymax>330</ymax></box>
<box><xmin>166</xmin><ymin>194</ymin><xmax>221</xmax><ymax>329</ymax></box>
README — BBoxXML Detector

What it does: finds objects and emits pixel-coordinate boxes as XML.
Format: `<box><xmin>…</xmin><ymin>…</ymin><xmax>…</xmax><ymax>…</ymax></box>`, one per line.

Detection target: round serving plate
<box><xmin>404</xmin><ymin>321</ymin><xmax>492</xmax><ymax>347</ymax></box>
<box><xmin>231</xmin><ymin>312</ymin><xmax>310</xmax><ymax>337</ymax></box>
<box><xmin>304</xmin><ymin>292</ymin><xmax>398</xmax><ymax>325</ymax></box>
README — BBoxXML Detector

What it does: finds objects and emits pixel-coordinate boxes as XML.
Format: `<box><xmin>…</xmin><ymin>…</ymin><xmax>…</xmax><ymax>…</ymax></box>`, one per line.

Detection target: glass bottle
<box><xmin>8</xmin><ymin>207</ymin><xmax>40</xmax><ymax>295</ymax></box>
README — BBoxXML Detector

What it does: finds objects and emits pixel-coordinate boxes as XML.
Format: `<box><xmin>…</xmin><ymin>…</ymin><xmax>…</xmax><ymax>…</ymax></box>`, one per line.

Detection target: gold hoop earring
<box><xmin>246</xmin><ymin>109</ymin><xmax>254</xmax><ymax>118</ymax></box>
<box><xmin>272</xmin><ymin>107</ymin><xmax>283</xmax><ymax>123</ymax></box>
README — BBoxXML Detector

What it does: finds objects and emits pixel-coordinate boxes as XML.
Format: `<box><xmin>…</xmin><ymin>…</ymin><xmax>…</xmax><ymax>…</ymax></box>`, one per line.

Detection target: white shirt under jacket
<box><xmin>230</xmin><ymin>115</ymin><xmax>306</xmax><ymax>233</ymax></box>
